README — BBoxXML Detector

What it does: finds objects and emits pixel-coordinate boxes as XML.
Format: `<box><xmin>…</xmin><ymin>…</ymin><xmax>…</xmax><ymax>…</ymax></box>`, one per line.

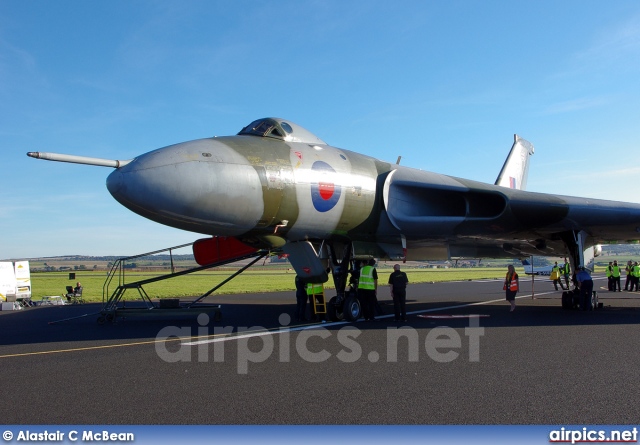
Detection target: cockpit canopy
<box><xmin>238</xmin><ymin>118</ymin><xmax>327</xmax><ymax>145</ymax></box>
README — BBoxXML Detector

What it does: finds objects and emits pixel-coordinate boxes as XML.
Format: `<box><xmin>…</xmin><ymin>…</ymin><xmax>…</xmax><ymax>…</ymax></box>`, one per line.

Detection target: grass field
<box><xmin>28</xmin><ymin>267</ymin><xmax>516</xmax><ymax>303</ymax></box>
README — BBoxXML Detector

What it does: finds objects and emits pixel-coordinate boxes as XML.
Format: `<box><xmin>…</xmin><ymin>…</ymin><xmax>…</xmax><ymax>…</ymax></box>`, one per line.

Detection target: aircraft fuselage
<box><xmin>106</xmin><ymin>135</ymin><xmax>386</xmax><ymax>249</ymax></box>
<box><xmin>30</xmin><ymin>117</ymin><xmax>640</xmax><ymax>264</ymax></box>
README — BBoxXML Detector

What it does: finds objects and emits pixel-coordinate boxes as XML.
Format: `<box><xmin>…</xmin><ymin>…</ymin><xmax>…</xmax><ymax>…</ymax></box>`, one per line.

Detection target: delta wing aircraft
<box><xmin>28</xmin><ymin>117</ymin><xmax>640</xmax><ymax>319</ymax></box>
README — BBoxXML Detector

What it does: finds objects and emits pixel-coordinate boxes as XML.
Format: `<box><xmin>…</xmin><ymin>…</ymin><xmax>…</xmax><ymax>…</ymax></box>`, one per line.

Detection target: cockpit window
<box><xmin>252</xmin><ymin>120</ymin><xmax>272</xmax><ymax>135</ymax></box>
<box><xmin>238</xmin><ymin>118</ymin><xmax>284</xmax><ymax>140</ymax></box>
<box><xmin>238</xmin><ymin>117</ymin><xmax>328</xmax><ymax>144</ymax></box>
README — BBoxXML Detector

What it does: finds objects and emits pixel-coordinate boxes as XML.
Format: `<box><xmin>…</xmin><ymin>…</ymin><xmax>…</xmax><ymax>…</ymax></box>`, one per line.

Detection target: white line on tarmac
<box><xmin>183</xmin><ymin>291</ymin><xmax>557</xmax><ymax>346</ymax></box>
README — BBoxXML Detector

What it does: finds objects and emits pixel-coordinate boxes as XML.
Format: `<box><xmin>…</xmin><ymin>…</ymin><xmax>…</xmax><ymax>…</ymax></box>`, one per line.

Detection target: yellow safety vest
<box><xmin>306</xmin><ymin>283</ymin><xmax>323</xmax><ymax>295</ymax></box>
<box><xmin>358</xmin><ymin>266</ymin><xmax>376</xmax><ymax>290</ymax></box>
<box><xmin>612</xmin><ymin>266</ymin><xmax>621</xmax><ymax>278</ymax></box>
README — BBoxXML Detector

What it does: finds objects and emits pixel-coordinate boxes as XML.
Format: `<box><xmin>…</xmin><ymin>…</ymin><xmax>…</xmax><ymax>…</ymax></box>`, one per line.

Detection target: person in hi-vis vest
<box><xmin>562</xmin><ymin>259</ymin><xmax>571</xmax><ymax>290</ymax></box>
<box><xmin>358</xmin><ymin>258</ymin><xmax>378</xmax><ymax>321</ymax></box>
<box><xmin>624</xmin><ymin>260</ymin><xmax>633</xmax><ymax>291</ymax></box>
<box><xmin>632</xmin><ymin>262</ymin><xmax>640</xmax><ymax>292</ymax></box>
<box><xmin>306</xmin><ymin>282</ymin><xmax>324</xmax><ymax>322</ymax></box>
<box><xmin>551</xmin><ymin>262</ymin><xmax>565</xmax><ymax>291</ymax></box>
<box><xmin>611</xmin><ymin>260</ymin><xmax>621</xmax><ymax>292</ymax></box>
<box><xmin>504</xmin><ymin>264</ymin><xmax>519</xmax><ymax>312</ymax></box>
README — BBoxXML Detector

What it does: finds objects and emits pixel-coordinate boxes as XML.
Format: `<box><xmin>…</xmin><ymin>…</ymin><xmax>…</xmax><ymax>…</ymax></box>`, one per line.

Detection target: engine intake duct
<box><xmin>383</xmin><ymin>168</ymin><xmax>507</xmax><ymax>236</ymax></box>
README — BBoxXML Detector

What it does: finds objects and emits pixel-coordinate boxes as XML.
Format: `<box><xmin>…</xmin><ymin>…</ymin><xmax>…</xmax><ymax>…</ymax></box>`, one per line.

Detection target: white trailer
<box><xmin>14</xmin><ymin>261</ymin><xmax>32</xmax><ymax>300</ymax></box>
<box><xmin>0</xmin><ymin>261</ymin><xmax>31</xmax><ymax>310</ymax></box>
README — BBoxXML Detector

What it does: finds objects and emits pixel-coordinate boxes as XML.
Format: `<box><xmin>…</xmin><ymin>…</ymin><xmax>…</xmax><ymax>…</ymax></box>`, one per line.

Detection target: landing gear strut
<box><xmin>561</xmin><ymin>230</ymin><xmax>588</xmax><ymax>287</ymax></box>
<box><xmin>325</xmin><ymin>242</ymin><xmax>362</xmax><ymax>322</ymax></box>
<box><xmin>560</xmin><ymin>230</ymin><xmax>601</xmax><ymax>310</ymax></box>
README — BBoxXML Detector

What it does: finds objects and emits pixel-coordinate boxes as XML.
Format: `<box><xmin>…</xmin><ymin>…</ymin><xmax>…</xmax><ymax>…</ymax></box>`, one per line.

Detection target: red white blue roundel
<box><xmin>311</xmin><ymin>161</ymin><xmax>341</xmax><ymax>212</ymax></box>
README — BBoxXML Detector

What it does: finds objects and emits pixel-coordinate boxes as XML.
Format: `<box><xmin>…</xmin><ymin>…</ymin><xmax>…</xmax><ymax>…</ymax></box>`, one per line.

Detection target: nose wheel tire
<box><xmin>327</xmin><ymin>296</ymin><xmax>344</xmax><ymax>322</ymax></box>
<box><xmin>343</xmin><ymin>295</ymin><xmax>361</xmax><ymax>322</ymax></box>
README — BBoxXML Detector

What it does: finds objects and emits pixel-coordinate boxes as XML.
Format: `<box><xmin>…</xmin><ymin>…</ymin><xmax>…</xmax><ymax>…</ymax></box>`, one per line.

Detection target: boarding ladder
<box><xmin>100</xmin><ymin>242</ymin><xmax>268</xmax><ymax>320</ymax></box>
<box><xmin>308</xmin><ymin>283</ymin><xmax>326</xmax><ymax>315</ymax></box>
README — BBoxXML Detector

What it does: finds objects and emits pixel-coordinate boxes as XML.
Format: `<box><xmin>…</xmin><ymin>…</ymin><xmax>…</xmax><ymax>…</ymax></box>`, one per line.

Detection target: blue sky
<box><xmin>2</xmin><ymin>0</ymin><xmax>640</xmax><ymax>259</ymax></box>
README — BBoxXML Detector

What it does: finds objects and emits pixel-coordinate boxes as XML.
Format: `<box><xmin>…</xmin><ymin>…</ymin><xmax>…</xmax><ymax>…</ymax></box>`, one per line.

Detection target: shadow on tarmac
<box><xmin>1</xmin><ymin>291</ymin><xmax>639</xmax><ymax>348</ymax></box>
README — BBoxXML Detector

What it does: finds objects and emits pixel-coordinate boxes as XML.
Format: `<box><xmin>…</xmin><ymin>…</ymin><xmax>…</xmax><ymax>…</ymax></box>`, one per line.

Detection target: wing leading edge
<box><xmin>384</xmin><ymin>167</ymin><xmax>640</xmax><ymax>259</ymax></box>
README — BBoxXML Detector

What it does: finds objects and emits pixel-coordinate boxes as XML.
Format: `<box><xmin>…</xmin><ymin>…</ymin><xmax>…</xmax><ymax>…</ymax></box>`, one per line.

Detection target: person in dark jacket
<box><xmin>294</xmin><ymin>275</ymin><xmax>308</xmax><ymax>322</ymax></box>
<box><xmin>576</xmin><ymin>266</ymin><xmax>594</xmax><ymax>311</ymax></box>
<box><xmin>388</xmin><ymin>264</ymin><xmax>409</xmax><ymax>322</ymax></box>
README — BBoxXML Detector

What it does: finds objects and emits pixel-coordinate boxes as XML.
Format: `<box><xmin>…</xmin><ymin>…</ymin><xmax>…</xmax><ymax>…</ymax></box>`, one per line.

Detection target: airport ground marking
<box><xmin>0</xmin><ymin>290</ymin><xmax>557</xmax><ymax>358</ymax></box>
<box><xmin>0</xmin><ymin>331</ymin><xmax>232</xmax><ymax>359</ymax></box>
<box><xmin>183</xmin><ymin>291</ymin><xmax>556</xmax><ymax>347</ymax></box>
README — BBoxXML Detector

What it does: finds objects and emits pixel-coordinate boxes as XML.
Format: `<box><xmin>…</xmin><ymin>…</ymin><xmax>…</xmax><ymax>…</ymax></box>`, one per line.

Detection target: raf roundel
<box><xmin>310</xmin><ymin>161</ymin><xmax>341</xmax><ymax>212</ymax></box>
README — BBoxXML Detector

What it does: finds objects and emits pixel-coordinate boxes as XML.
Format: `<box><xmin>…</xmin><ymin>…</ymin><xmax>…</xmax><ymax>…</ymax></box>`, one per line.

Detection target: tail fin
<box><xmin>521</xmin><ymin>258</ymin><xmax>534</xmax><ymax>275</ymax></box>
<box><xmin>494</xmin><ymin>135</ymin><xmax>535</xmax><ymax>191</ymax></box>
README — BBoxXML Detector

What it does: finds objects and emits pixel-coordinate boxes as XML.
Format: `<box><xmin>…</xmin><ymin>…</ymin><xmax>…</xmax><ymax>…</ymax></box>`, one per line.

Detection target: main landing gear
<box><xmin>561</xmin><ymin>289</ymin><xmax>600</xmax><ymax>310</ymax></box>
<box><xmin>324</xmin><ymin>242</ymin><xmax>363</xmax><ymax>322</ymax></box>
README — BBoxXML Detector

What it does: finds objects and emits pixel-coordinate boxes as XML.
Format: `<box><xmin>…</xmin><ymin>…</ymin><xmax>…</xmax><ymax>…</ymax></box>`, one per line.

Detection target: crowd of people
<box><xmin>605</xmin><ymin>260</ymin><xmax>640</xmax><ymax>292</ymax></box>
<box><xmin>544</xmin><ymin>257</ymin><xmax>640</xmax><ymax>295</ymax></box>
<box><xmin>294</xmin><ymin>256</ymin><xmax>637</xmax><ymax>321</ymax></box>
<box><xmin>546</xmin><ymin>257</ymin><xmax>640</xmax><ymax>311</ymax></box>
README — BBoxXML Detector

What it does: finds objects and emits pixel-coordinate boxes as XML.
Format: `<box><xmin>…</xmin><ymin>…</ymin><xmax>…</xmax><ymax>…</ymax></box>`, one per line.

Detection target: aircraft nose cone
<box><xmin>103</xmin><ymin>138</ymin><xmax>266</xmax><ymax>236</ymax></box>
<box><xmin>106</xmin><ymin>169</ymin><xmax>124</xmax><ymax>197</ymax></box>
